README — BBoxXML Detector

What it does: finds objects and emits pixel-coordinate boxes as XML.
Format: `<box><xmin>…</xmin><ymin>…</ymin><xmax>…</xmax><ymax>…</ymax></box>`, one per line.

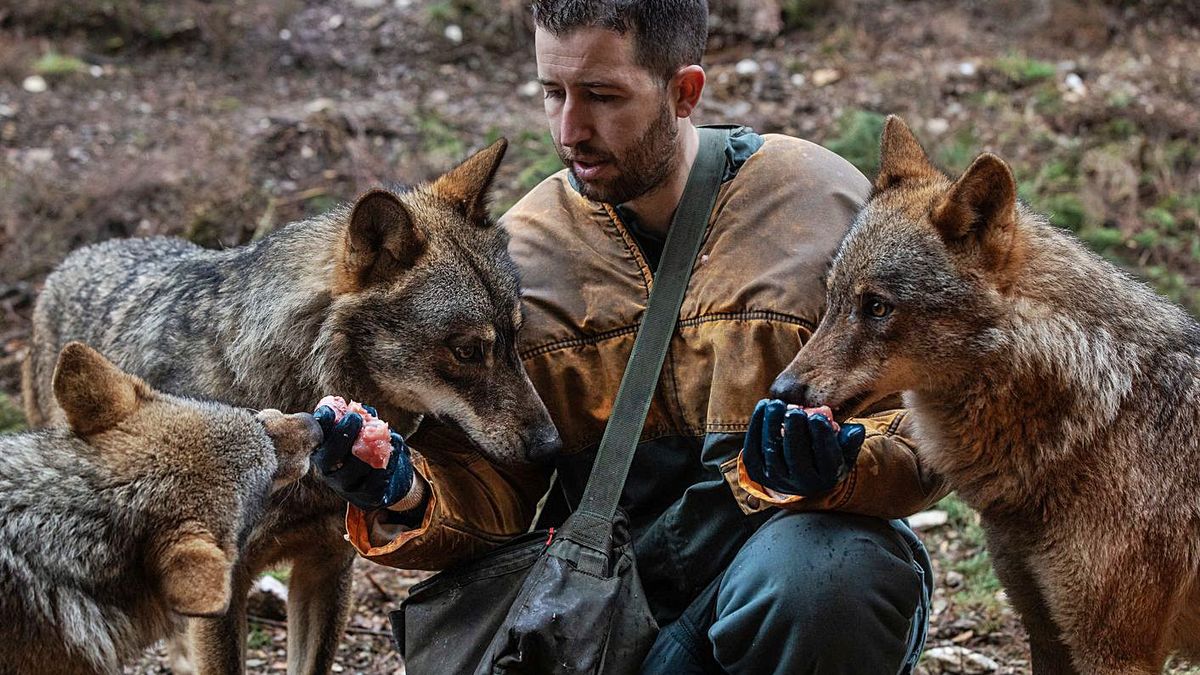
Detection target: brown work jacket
<box><xmin>346</xmin><ymin>133</ymin><xmax>949</xmax><ymax>584</ymax></box>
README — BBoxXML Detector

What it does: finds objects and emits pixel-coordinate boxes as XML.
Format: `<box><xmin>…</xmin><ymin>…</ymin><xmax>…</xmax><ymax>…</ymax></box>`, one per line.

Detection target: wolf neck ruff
<box><xmin>395</xmin><ymin>127</ymin><xmax>732</xmax><ymax>674</ymax></box>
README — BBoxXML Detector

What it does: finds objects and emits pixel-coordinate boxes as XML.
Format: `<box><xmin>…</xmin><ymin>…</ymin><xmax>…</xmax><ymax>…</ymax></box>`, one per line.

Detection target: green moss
<box><xmin>782</xmin><ymin>0</ymin><xmax>837</xmax><ymax>30</ymax></box>
<box><xmin>995</xmin><ymin>52</ymin><xmax>1057</xmax><ymax>86</ymax></box>
<box><xmin>0</xmin><ymin>394</ymin><xmax>25</xmax><ymax>434</ymax></box>
<box><xmin>247</xmin><ymin>625</ymin><xmax>273</xmax><ymax>649</ymax></box>
<box><xmin>934</xmin><ymin>128</ymin><xmax>980</xmax><ymax>175</ymax></box>
<box><xmin>1041</xmin><ymin>193</ymin><xmax>1087</xmax><ymax>232</ymax></box>
<box><xmin>1079</xmin><ymin>226</ymin><xmax>1125</xmax><ymax>252</ymax></box>
<box><xmin>33</xmin><ymin>51</ymin><xmax>87</xmax><ymax>77</ymax></box>
<box><xmin>823</xmin><ymin>110</ymin><xmax>886</xmax><ymax>178</ymax></box>
<box><xmin>264</xmin><ymin>567</ymin><xmax>291</xmax><ymax>583</ymax></box>
<box><xmin>1143</xmin><ymin>207</ymin><xmax>1177</xmax><ymax>231</ymax></box>
<box><xmin>937</xmin><ymin>494</ymin><xmax>1004</xmax><ymax>615</ymax></box>
<box><xmin>418</xmin><ymin>111</ymin><xmax>467</xmax><ymax>161</ymax></box>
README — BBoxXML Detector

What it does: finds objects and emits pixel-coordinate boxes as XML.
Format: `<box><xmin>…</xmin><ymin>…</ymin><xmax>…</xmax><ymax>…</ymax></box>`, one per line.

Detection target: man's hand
<box><xmin>312</xmin><ymin>403</ymin><xmax>416</xmax><ymax>512</ymax></box>
<box><xmin>743</xmin><ymin>398</ymin><xmax>866</xmax><ymax>497</ymax></box>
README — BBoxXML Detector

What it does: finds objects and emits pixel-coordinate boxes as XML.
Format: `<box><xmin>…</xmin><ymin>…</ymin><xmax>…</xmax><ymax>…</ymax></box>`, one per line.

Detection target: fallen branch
<box><xmin>248</xmin><ymin>615</ymin><xmax>392</xmax><ymax>638</ymax></box>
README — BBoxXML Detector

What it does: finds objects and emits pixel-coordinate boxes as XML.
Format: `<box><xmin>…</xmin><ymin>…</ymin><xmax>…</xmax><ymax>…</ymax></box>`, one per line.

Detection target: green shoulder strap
<box><xmin>567</xmin><ymin>126</ymin><xmax>732</xmax><ymax>552</ymax></box>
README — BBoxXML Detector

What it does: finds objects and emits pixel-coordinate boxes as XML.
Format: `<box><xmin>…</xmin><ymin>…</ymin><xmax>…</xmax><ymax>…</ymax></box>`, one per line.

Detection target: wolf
<box><xmin>22</xmin><ymin>138</ymin><xmax>561</xmax><ymax>674</ymax></box>
<box><xmin>0</xmin><ymin>341</ymin><xmax>319</xmax><ymax>675</ymax></box>
<box><xmin>771</xmin><ymin>116</ymin><xmax>1200</xmax><ymax>674</ymax></box>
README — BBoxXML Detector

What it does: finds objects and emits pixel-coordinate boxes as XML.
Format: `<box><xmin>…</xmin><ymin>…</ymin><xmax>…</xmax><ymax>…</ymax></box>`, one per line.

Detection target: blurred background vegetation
<box><xmin>0</xmin><ymin>0</ymin><xmax>1197</xmax><ymax>672</ymax></box>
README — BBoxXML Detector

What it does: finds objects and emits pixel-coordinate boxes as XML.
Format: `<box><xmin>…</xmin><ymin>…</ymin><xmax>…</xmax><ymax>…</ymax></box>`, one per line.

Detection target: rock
<box><xmin>735</xmin><ymin>59</ymin><xmax>760</xmax><ymax>76</ymax></box>
<box><xmin>908</xmin><ymin>509</ymin><xmax>949</xmax><ymax>530</ymax></box>
<box><xmin>1063</xmin><ymin>72</ymin><xmax>1087</xmax><ymax>102</ymax></box>
<box><xmin>22</xmin><ymin>75</ymin><xmax>48</xmax><ymax>93</ymax></box>
<box><xmin>247</xmin><ymin>575</ymin><xmax>289</xmax><ymax>621</ymax></box>
<box><xmin>444</xmin><ymin>24</ymin><xmax>464</xmax><ymax>44</ymax></box>
<box><xmin>923</xmin><ymin>646</ymin><xmax>1000</xmax><ymax>674</ymax></box>
<box><xmin>811</xmin><ymin>68</ymin><xmax>841</xmax><ymax>87</ymax></box>
<box><xmin>944</xmin><ymin>569</ymin><xmax>964</xmax><ymax>588</ymax></box>
<box><xmin>23</xmin><ymin>148</ymin><xmax>54</xmax><ymax>165</ymax></box>
<box><xmin>957</xmin><ymin>61</ymin><xmax>977</xmax><ymax>78</ymax></box>
<box><xmin>518</xmin><ymin>80</ymin><xmax>541</xmax><ymax>98</ymax></box>
<box><xmin>304</xmin><ymin>97</ymin><xmax>337</xmax><ymax>114</ymax></box>
<box><xmin>925</xmin><ymin>117</ymin><xmax>950</xmax><ymax>136</ymax></box>
<box><xmin>789</xmin><ymin>73</ymin><xmax>806</xmax><ymax>87</ymax></box>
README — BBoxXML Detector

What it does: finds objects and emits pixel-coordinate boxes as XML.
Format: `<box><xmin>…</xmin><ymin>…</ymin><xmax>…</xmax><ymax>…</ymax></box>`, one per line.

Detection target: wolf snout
<box><xmin>769</xmin><ymin>372</ymin><xmax>811</xmax><ymax>406</ymax></box>
<box><xmin>299</xmin><ymin>412</ymin><xmax>324</xmax><ymax>447</ymax></box>
<box><xmin>524</xmin><ymin>426</ymin><xmax>563</xmax><ymax>463</ymax></box>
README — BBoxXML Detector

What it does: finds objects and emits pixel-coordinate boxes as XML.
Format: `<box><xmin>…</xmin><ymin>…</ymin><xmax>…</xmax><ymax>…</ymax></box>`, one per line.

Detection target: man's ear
<box><xmin>671</xmin><ymin>65</ymin><xmax>705</xmax><ymax>118</ymax></box>
<box><xmin>431</xmin><ymin>138</ymin><xmax>508</xmax><ymax>225</ymax></box>
<box><xmin>52</xmin><ymin>342</ymin><xmax>147</xmax><ymax>437</ymax></box>
<box><xmin>875</xmin><ymin>115</ymin><xmax>939</xmax><ymax>191</ymax></box>
<box><xmin>930</xmin><ymin>152</ymin><xmax>1021</xmax><ymax>272</ymax></box>
<box><xmin>156</xmin><ymin>528</ymin><xmax>232</xmax><ymax>617</ymax></box>
<box><xmin>336</xmin><ymin>188</ymin><xmax>425</xmax><ymax>293</ymax></box>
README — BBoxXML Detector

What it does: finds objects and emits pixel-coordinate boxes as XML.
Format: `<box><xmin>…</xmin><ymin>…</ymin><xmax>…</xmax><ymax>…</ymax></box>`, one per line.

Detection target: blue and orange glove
<box><xmin>743</xmin><ymin>398</ymin><xmax>866</xmax><ymax>497</ymax></box>
<box><xmin>312</xmin><ymin>403</ymin><xmax>415</xmax><ymax>512</ymax></box>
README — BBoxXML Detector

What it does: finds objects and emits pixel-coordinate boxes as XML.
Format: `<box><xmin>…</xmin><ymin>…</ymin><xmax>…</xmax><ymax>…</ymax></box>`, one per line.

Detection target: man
<box><xmin>317</xmin><ymin>1</ymin><xmax>947</xmax><ymax>672</ymax></box>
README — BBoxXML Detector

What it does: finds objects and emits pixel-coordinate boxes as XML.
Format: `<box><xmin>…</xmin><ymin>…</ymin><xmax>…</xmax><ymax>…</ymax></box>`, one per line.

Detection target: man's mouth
<box><xmin>571</xmin><ymin>158</ymin><xmax>609</xmax><ymax>181</ymax></box>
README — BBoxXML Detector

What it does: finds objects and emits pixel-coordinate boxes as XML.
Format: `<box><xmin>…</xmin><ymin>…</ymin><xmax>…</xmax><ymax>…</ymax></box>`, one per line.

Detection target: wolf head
<box><xmin>51</xmin><ymin>342</ymin><xmax>320</xmax><ymax>617</ymax></box>
<box><xmin>318</xmin><ymin>139</ymin><xmax>561</xmax><ymax>465</ymax></box>
<box><xmin>772</xmin><ymin>116</ymin><xmax>1027</xmax><ymax>414</ymax></box>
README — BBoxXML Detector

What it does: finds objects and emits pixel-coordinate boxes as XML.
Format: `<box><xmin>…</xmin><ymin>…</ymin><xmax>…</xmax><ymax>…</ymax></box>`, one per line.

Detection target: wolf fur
<box><xmin>22</xmin><ymin>139</ymin><xmax>560</xmax><ymax>674</ymax></box>
<box><xmin>0</xmin><ymin>342</ymin><xmax>318</xmax><ymax>675</ymax></box>
<box><xmin>772</xmin><ymin>116</ymin><xmax>1200</xmax><ymax>674</ymax></box>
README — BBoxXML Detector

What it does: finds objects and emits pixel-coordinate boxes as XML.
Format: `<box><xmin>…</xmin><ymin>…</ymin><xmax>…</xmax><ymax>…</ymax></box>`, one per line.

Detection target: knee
<box><xmin>711</xmin><ymin>512</ymin><xmax>925</xmax><ymax>668</ymax></box>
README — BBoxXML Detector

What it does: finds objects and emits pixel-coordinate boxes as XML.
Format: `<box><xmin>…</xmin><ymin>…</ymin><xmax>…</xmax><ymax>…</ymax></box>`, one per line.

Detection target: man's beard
<box><xmin>559</xmin><ymin>102</ymin><xmax>678</xmax><ymax>205</ymax></box>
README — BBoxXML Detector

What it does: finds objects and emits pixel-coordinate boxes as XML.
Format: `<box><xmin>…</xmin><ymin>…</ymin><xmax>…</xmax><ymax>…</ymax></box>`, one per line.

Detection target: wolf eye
<box><xmin>451</xmin><ymin>344</ymin><xmax>484</xmax><ymax>363</ymax></box>
<box><xmin>863</xmin><ymin>296</ymin><xmax>893</xmax><ymax>319</ymax></box>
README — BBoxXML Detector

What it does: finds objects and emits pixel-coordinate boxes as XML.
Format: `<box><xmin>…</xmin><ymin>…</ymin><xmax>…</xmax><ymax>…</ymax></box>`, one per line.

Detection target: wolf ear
<box><xmin>432</xmin><ymin>138</ymin><xmax>508</xmax><ymax>225</ymax></box>
<box><xmin>156</xmin><ymin>528</ymin><xmax>232</xmax><ymax>617</ymax></box>
<box><xmin>875</xmin><ymin>115</ymin><xmax>938</xmax><ymax>191</ymax></box>
<box><xmin>338</xmin><ymin>188</ymin><xmax>425</xmax><ymax>292</ymax></box>
<box><xmin>931</xmin><ymin>152</ymin><xmax>1020</xmax><ymax>270</ymax></box>
<box><xmin>52</xmin><ymin>342</ymin><xmax>147</xmax><ymax>437</ymax></box>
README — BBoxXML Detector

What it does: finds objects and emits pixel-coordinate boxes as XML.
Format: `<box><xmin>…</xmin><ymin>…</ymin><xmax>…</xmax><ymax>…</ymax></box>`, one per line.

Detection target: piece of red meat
<box><xmin>316</xmin><ymin>395</ymin><xmax>393</xmax><ymax>469</ymax></box>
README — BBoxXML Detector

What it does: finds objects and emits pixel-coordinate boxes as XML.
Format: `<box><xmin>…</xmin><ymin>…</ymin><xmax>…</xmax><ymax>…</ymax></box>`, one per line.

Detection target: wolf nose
<box><xmin>299</xmin><ymin>412</ymin><xmax>324</xmax><ymax>447</ymax></box>
<box><xmin>525</xmin><ymin>428</ymin><xmax>563</xmax><ymax>463</ymax></box>
<box><xmin>769</xmin><ymin>373</ymin><xmax>809</xmax><ymax>405</ymax></box>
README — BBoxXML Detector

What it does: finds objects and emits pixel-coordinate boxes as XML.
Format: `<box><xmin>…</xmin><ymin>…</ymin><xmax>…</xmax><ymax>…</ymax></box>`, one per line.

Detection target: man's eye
<box><xmin>587</xmin><ymin>91</ymin><xmax>615</xmax><ymax>102</ymax></box>
<box><xmin>543</xmin><ymin>89</ymin><xmax>564</xmax><ymax>100</ymax></box>
<box><xmin>452</xmin><ymin>345</ymin><xmax>484</xmax><ymax>363</ymax></box>
<box><xmin>863</xmin><ymin>296</ymin><xmax>894</xmax><ymax>319</ymax></box>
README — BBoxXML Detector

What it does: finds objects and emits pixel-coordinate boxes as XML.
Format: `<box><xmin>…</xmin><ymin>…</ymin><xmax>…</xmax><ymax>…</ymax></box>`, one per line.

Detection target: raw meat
<box><xmin>316</xmin><ymin>395</ymin><xmax>393</xmax><ymax>469</ymax></box>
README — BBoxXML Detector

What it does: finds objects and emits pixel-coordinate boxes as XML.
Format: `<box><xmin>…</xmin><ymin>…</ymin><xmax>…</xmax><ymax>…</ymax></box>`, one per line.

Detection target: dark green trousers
<box><xmin>641</xmin><ymin>511</ymin><xmax>931</xmax><ymax>675</ymax></box>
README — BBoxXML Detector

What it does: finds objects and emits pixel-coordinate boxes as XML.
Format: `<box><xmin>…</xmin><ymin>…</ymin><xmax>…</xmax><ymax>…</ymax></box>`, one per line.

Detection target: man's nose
<box><xmin>558</xmin><ymin>98</ymin><xmax>591</xmax><ymax>148</ymax></box>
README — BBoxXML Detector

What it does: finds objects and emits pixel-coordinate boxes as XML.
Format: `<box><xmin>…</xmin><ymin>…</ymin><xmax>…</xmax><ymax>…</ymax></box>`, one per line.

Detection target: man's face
<box><xmin>536</xmin><ymin>26</ymin><xmax>679</xmax><ymax>205</ymax></box>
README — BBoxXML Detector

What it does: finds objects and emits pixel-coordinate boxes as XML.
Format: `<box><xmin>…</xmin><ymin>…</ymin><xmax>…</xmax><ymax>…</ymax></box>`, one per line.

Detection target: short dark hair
<box><xmin>531</xmin><ymin>0</ymin><xmax>709</xmax><ymax>82</ymax></box>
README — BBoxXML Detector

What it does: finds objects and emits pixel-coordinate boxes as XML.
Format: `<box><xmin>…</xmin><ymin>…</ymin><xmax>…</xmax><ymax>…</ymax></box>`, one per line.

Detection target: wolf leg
<box><xmin>1056</xmin><ymin>580</ymin><xmax>1173</xmax><ymax>674</ymax></box>
<box><xmin>987</xmin><ymin>546</ymin><xmax>1078</xmax><ymax>675</ymax></box>
<box><xmin>285</xmin><ymin>545</ymin><xmax>357</xmax><ymax>675</ymax></box>
<box><xmin>188</xmin><ymin>562</ymin><xmax>256</xmax><ymax>675</ymax></box>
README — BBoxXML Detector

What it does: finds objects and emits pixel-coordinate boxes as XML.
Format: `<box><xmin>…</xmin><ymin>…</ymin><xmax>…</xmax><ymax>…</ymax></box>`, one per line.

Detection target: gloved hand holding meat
<box><xmin>312</xmin><ymin>396</ymin><xmax>426</xmax><ymax>517</ymax></box>
<box><xmin>742</xmin><ymin>398</ymin><xmax>866</xmax><ymax>497</ymax></box>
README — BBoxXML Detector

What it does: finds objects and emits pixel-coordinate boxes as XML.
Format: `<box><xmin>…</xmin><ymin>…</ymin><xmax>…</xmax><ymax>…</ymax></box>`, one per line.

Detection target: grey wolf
<box><xmin>23</xmin><ymin>138</ymin><xmax>560</xmax><ymax>674</ymax></box>
<box><xmin>0</xmin><ymin>341</ymin><xmax>318</xmax><ymax>675</ymax></box>
<box><xmin>773</xmin><ymin>115</ymin><xmax>1200</xmax><ymax>674</ymax></box>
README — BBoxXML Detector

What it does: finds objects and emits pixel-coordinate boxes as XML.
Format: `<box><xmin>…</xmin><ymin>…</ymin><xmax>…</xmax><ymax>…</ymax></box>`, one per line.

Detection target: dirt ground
<box><xmin>2</xmin><ymin>1</ymin><xmax>1199</xmax><ymax>673</ymax></box>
